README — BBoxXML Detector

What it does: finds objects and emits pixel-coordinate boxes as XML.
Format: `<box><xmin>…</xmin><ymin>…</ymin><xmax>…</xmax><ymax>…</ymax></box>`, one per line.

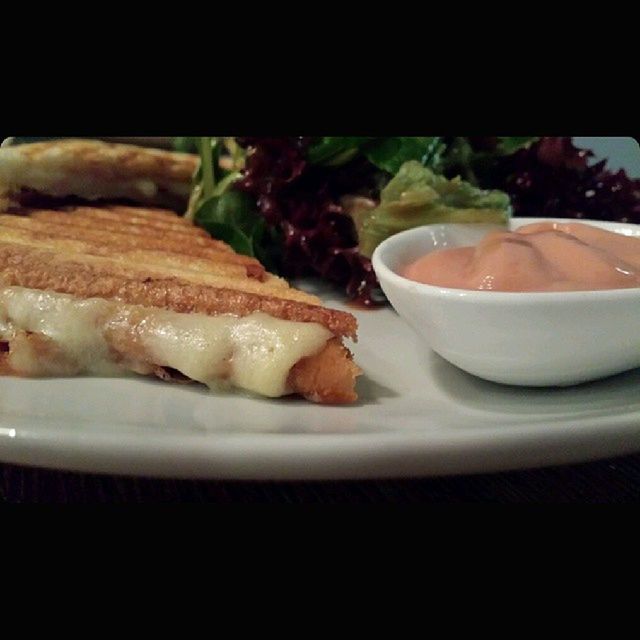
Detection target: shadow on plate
<box><xmin>427</xmin><ymin>351</ymin><xmax>640</xmax><ymax>419</ymax></box>
<box><xmin>352</xmin><ymin>374</ymin><xmax>399</xmax><ymax>406</ymax></box>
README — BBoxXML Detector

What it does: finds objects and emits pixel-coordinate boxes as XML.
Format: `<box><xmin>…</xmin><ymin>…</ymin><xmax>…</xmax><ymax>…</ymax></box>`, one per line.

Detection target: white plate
<box><xmin>1</xmin><ymin>280</ymin><xmax>640</xmax><ymax>479</ymax></box>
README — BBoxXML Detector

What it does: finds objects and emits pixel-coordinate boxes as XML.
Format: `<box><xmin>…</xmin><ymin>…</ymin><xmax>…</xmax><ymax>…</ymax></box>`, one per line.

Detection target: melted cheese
<box><xmin>0</xmin><ymin>286</ymin><xmax>332</xmax><ymax>397</ymax></box>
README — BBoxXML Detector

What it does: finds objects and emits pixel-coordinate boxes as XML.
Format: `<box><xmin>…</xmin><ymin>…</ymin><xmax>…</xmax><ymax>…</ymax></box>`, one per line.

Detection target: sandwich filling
<box><xmin>0</xmin><ymin>286</ymin><xmax>333</xmax><ymax>398</ymax></box>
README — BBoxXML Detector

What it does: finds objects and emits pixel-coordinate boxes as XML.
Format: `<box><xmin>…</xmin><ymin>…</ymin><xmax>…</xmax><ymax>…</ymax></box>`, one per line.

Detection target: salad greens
<box><xmin>306</xmin><ymin>137</ymin><xmax>376</xmax><ymax>166</ymax></box>
<box><xmin>357</xmin><ymin>161</ymin><xmax>511</xmax><ymax>257</ymax></box>
<box><xmin>183</xmin><ymin>136</ymin><xmax>536</xmax><ymax>302</ymax></box>
<box><xmin>362</xmin><ymin>137</ymin><xmax>445</xmax><ymax>175</ymax></box>
<box><xmin>306</xmin><ymin>136</ymin><xmax>445</xmax><ymax>174</ymax></box>
<box><xmin>187</xmin><ymin>137</ymin><xmax>279</xmax><ymax>271</ymax></box>
<box><xmin>437</xmin><ymin>136</ymin><xmax>539</xmax><ymax>184</ymax></box>
<box><xmin>183</xmin><ymin>135</ymin><xmax>640</xmax><ymax>305</ymax></box>
<box><xmin>173</xmin><ymin>136</ymin><xmax>200</xmax><ymax>153</ymax></box>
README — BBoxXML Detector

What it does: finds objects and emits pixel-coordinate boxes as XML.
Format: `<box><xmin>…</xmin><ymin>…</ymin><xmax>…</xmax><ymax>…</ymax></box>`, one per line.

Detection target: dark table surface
<box><xmin>3</xmin><ymin>452</ymin><xmax>640</xmax><ymax>503</ymax></box>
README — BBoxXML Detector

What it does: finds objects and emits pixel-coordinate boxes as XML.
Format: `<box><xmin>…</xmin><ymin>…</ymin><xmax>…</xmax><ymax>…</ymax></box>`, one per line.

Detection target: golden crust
<box><xmin>0</xmin><ymin>242</ymin><xmax>357</xmax><ymax>339</ymax></box>
<box><xmin>0</xmin><ymin>231</ymin><xmax>270</xmax><ymax>289</ymax></box>
<box><xmin>0</xmin><ymin>225</ymin><xmax>254</xmax><ymax>280</ymax></box>
<box><xmin>30</xmin><ymin>209</ymin><xmax>211</xmax><ymax>241</ymax></box>
<box><xmin>0</xmin><ymin>241</ymin><xmax>320</xmax><ymax>305</ymax></box>
<box><xmin>75</xmin><ymin>204</ymin><xmax>195</xmax><ymax>225</ymax></box>
<box><xmin>0</xmin><ymin>206</ymin><xmax>324</xmax><ymax>302</ymax></box>
<box><xmin>0</xmin><ymin>214</ymin><xmax>267</xmax><ymax>280</ymax></box>
<box><xmin>0</xmin><ymin>213</ymin><xmax>264</xmax><ymax>267</ymax></box>
<box><xmin>63</xmin><ymin>205</ymin><xmax>207</xmax><ymax>234</ymax></box>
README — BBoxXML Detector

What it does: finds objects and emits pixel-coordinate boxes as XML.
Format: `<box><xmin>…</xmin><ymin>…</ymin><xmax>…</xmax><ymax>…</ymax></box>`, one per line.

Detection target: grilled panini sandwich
<box><xmin>0</xmin><ymin>139</ymin><xmax>198</xmax><ymax>212</ymax></box>
<box><xmin>0</xmin><ymin>205</ymin><xmax>360</xmax><ymax>403</ymax></box>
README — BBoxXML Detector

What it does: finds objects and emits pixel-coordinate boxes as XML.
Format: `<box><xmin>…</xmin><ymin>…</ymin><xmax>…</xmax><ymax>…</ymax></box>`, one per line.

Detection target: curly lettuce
<box><xmin>356</xmin><ymin>161</ymin><xmax>512</xmax><ymax>257</ymax></box>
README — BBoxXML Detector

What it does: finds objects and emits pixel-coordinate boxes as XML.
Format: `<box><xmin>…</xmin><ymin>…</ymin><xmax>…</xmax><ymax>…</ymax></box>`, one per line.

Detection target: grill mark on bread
<box><xmin>61</xmin><ymin>205</ymin><xmax>208</xmax><ymax>235</ymax></box>
<box><xmin>0</xmin><ymin>241</ymin><xmax>320</xmax><ymax>305</ymax></box>
<box><xmin>100</xmin><ymin>204</ymin><xmax>195</xmax><ymax>225</ymax></box>
<box><xmin>0</xmin><ymin>215</ymin><xmax>269</xmax><ymax>277</ymax></box>
<box><xmin>0</xmin><ymin>225</ymin><xmax>254</xmax><ymax>280</ymax></box>
<box><xmin>30</xmin><ymin>210</ymin><xmax>211</xmax><ymax>241</ymax></box>
<box><xmin>0</xmin><ymin>243</ymin><xmax>358</xmax><ymax>339</ymax></box>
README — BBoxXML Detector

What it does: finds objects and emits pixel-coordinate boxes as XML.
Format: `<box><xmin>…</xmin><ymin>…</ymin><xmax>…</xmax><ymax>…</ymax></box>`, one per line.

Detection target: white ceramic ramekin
<box><xmin>372</xmin><ymin>218</ymin><xmax>640</xmax><ymax>386</ymax></box>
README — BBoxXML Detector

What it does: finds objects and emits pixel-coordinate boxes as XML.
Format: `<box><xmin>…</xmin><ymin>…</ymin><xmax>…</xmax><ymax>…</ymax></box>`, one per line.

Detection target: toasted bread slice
<box><xmin>0</xmin><ymin>139</ymin><xmax>198</xmax><ymax>211</ymax></box>
<box><xmin>0</xmin><ymin>205</ymin><xmax>360</xmax><ymax>403</ymax></box>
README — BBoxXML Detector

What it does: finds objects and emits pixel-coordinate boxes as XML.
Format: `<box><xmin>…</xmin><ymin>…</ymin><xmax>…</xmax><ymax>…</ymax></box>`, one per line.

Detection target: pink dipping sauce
<box><xmin>401</xmin><ymin>222</ymin><xmax>640</xmax><ymax>292</ymax></box>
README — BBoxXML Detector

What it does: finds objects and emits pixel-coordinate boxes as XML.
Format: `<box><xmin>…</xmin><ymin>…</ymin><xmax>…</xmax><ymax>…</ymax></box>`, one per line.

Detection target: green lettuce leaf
<box><xmin>306</xmin><ymin>136</ymin><xmax>445</xmax><ymax>173</ymax></box>
<box><xmin>307</xmin><ymin>137</ymin><xmax>376</xmax><ymax>166</ymax></box>
<box><xmin>439</xmin><ymin>137</ymin><xmax>541</xmax><ymax>184</ymax></box>
<box><xmin>356</xmin><ymin>161</ymin><xmax>512</xmax><ymax>257</ymax></box>
<box><xmin>194</xmin><ymin>190</ymin><xmax>261</xmax><ymax>255</ymax></box>
<box><xmin>362</xmin><ymin>137</ymin><xmax>445</xmax><ymax>174</ymax></box>
<box><xmin>496</xmin><ymin>136</ymin><xmax>539</xmax><ymax>154</ymax></box>
<box><xmin>173</xmin><ymin>137</ymin><xmax>200</xmax><ymax>153</ymax></box>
